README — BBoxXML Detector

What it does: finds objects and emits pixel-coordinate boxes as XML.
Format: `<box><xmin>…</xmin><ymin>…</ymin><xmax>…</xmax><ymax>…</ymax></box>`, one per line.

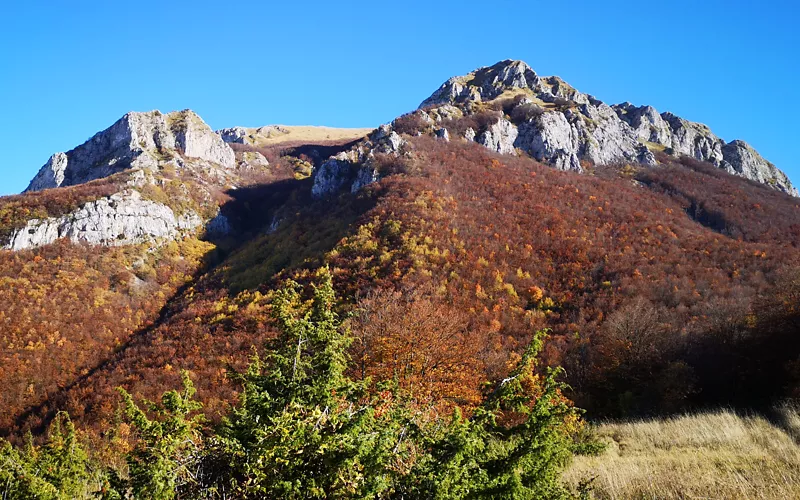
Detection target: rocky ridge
<box><xmin>416</xmin><ymin>60</ymin><xmax>796</xmax><ymax>195</ymax></box>
<box><xmin>9</xmin><ymin>61</ymin><xmax>795</xmax><ymax>251</ymax></box>
<box><xmin>3</xmin><ymin>190</ymin><xmax>202</xmax><ymax>251</ymax></box>
<box><xmin>26</xmin><ymin>110</ymin><xmax>235</xmax><ymax>192</ymax></box>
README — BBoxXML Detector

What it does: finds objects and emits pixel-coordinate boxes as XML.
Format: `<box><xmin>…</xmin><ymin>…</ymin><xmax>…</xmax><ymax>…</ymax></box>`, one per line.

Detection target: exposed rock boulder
<box><xmin>205</xmin><ymin>213</ymin><xmax>232</xmax><ymax>238</ymax></box>
<box><xmin>573</xmin><ymin>102</ymin><xmax>658</xmax><ymax>167</ymax></box>
<box><xmin>311</xmin><ymin>153</ymin><xmax>355</xmax><ymax>198</ymax></box>
<box><xmin>351</xmin><ymin>164</ymin><xmax>380</xmax><ymax>193</ymax></box>
<box><xmin>660</xmin><ymin>113</ymin><xmax>724</xmax><ymax>164</ymax></box>
<box><xmin>26</xmin><ymin>110</ymin><xmax>235</xmax><ymax>192</ymax></box>
<box><xmin>435</xmin><ymin>128</ymin><xmax>450</xmax><ymax>142</ymax></box>
<box><xmin>539</xmin><ymin>76</ymin><xmax>590</xmax><ymax>105</ymax></box>
<box><xmin>4</xmin><ymin>190</ymin><xmax>202</xmax><ymax>251</ymax></box>
<box><xmin>217</xmin><ymin>126</ymin><xmax>249</xmax><ymax>144</ymax></box>
<box><xmin>613</xmin><ymin>102</ymin><xmax>672</xmax><ymax>145</ymax></box>
<box><xmin>421</xmin><ymin>60</ymin><xmax>541</xmax><ymax>108</ymax></box>
<box><xmin>426</xmin><ymin>105</ymin><xmax>464</xmax><ymax>122</ymax></box>
<box><xmin>238</xmin><ymin>151</ymin><xmax>270</xmax><ymax>170</ymax></box>
<box><xmin>216</xmin><ymin>125</ymin><xmax>289</xmax><ymax>145</ymax></box>
<box><xmin>515</xmin><ymin>112</ymin><xmax>581</xmax><ymax>171</ymax></box>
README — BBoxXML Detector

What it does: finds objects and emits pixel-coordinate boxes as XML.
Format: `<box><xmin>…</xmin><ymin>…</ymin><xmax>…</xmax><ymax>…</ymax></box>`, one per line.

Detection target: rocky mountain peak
<box><xmin>420</xmin><ymin>60</ymin><xmax>542</xmax><ymax>108</ymax></box>
<box><xmin>26</xmin><ymin>109</ymin><xmax>235</xmax><ymax>192</ymax></box>
<box><xmin>417</xmin><ymin>60</ymin><xmax>796</xmax><ymax>196</ymax></box>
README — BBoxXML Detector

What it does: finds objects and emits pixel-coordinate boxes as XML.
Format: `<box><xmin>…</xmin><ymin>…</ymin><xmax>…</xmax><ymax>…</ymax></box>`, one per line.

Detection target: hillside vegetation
<box><xmin>1</xmin><ymin>126</ymin><xmax>800</xmax><ymax>497</ymax></box>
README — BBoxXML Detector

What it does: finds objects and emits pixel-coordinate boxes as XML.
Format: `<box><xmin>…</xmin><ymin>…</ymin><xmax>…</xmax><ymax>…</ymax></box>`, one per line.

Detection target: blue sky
<box><xmin>1</xmin><ymin>0</ymin><xmax>797</xmax><ymax>195</ymax></box>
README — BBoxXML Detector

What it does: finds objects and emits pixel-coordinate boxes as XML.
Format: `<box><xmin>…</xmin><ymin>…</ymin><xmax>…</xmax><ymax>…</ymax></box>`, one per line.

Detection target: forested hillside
<box><xmin>4</xmin><ymin>133</ymin><xmax>800</xmax><ymax>444</ymax></box>
<box><xmin>2</xmin><ymin>59</ymin><xmax>800</xmax><ymax>498</ymax></box>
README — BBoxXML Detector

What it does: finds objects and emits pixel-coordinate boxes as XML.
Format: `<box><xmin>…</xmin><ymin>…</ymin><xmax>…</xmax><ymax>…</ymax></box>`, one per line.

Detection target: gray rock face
<box><xmin>720</xmin><ymin>140</ymin><xmax>798</xmax><ymax>195</ymax></box>
<box><xmin>351</xmin><ymin>165</ymin><xmax>380</xmax><ymax>193</ymax></box>
<box><xmin>613</xmin><ymin>102</ymin><xmax>672</xmax><ymax>145</ymax></box>
<box><xmin>312</xmin><ymin>153</ymin><xmax>354</xmax><ymax>198</ymax></box>
<box><xmin>238</xmin><ymin>151</ymin><xmax>270</xmax><ymax>170</ymax></box>
<box><xmin>27</xmin><ymin>153</ymin><xmax>69</xmax><ymax>192</ymax></box>
<box><xmin>311</xmin><ymin>125</ymin><xmax>407</xmax><ymax>198</ymax></box>
<box><xmin>435</xmin><ymin>127</ymin><xmax>451</xmax><ymax>142</ymax></box>
<box><xmin>418</xmin><ymin>59</ymin><xmax>795</xmax><ymax>195</ymax></box>
<box><xmin>660</xmin><ymin>113</ymin><xmax>724</xmax><ymax>164</ymax></box>
<box><xmin>427</xmin><ymin>105</ymin><xmax>463</xmax><ymax>122</ymax></box>
<box><xmin>205</xmin><ymin>213</ymin><xmax>232</xmax><ymax>237</ymax></box>
<box><xmin>421</xmin><ymin>60</ymin><xmax>540</xmax><ymax>108</ymax></box>
<box><xmin>478</xmin><ymin>118</ymin><xmax>518</xmax><ymax>155</ymax></box>
<box><xmin>216</xmin><ymin>125</ymin><xmax>289</xmax><ymax>145</ymax></box>
<box><xmin>515</xmin><ymin>112</ymin><xmax>581</xmax><ymax>171</ymax></box>
<box><xmin>4</xmin><ymin>190</ymin><xmax>202</xmax><ymax>251</ymax></box>
<box><xmin>26</xmin><ymin>110</ymin><xmax>235</xmax><ymax>192</ymax></box>
<box><xmin>217</xmin><ymin>126</ymin><xmax>249</xmax><ymax>144</ymax></box>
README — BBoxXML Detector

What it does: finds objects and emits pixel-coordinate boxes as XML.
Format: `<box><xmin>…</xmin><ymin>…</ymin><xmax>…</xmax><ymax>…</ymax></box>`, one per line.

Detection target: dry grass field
<box><xmin>565</xmin><ymin>406</ymin><xmax>800</xmax><ymax>499</ymax></box>
<box><xmin>236</xmin><ymin>125</ymin><xmax>373</xmax><ymax>146</ymax></box>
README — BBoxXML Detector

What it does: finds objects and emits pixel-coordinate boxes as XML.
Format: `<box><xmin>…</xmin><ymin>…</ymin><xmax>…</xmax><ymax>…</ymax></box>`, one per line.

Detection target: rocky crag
<box><xmin>3</xmin><ymin>190</ymin><xmax>202</xmax><ymax>251</ymax></box>
<box><xmin>26</xmin><ymin>110</ymin><xmax>235</xmax><ymax>192</ymax></box>
<box><xmin>7</xmin><ymin>110</ymin><xmax>247</xmax><ymax>251</ymax></box>
<box><xmin>414</xmin><ymin>60</ymin><xmax>796</xmax><ymax>195</ymax></box>
<box><xmin>311</xmin><ymin>125</ymin><xmax>406</xmax><ymax>198</ymax></box>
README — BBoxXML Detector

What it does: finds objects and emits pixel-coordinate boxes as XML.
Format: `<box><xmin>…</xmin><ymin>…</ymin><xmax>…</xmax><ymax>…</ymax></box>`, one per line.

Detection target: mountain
<box><xmin>415</xmin><ymin>60</ymin><xmax>796</xmax><ymax>195</ymax></box>
<box><xmin>1</xmin><ymin>60</ymin><xmax>800</xmax><ymax>496</ymax></box>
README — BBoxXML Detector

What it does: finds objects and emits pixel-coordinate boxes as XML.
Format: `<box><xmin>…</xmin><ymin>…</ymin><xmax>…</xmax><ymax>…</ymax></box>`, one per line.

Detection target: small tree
<box><xmin>207</xmin><ymin>268</ymin><xmax>408</xmax><ymax>498</ymax></box>
<box><xmin>0</xmin><ymin>413</ymin><xmax>103</xmax><ymax>500</ymax></box>
<box><xmin>399</xmin><ymin>331</ymin><xmax>578</xmax><ymax>499</ymax></box>
<box><xmin>117</xmin><ymin>371</ymin><xmax>204</xmax><ymax>499</ymax></box>
<box><xmin>205</xmin><ymin>269</ymin><xmax>582</xmax><ymax>499</ymax></box>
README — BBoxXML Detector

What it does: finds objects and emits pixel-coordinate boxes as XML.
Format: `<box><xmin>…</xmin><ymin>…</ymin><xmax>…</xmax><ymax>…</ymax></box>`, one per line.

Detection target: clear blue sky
<box><xmin>1</xmin><ymin>0</ymin><xmax>797</xmax><ymax>195</ymax></box>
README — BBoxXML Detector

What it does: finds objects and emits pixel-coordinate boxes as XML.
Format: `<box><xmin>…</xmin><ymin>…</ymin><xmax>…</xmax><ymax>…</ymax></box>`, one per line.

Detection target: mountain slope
<box><xmin>2</xmin><ymin>60</ymin><xmax>800</xmax><ymax>444</ymax></box>
<box><xmin>7</xmin><ymin>134</ymin><xmax>800</xmax><ymax>438</ymax></box>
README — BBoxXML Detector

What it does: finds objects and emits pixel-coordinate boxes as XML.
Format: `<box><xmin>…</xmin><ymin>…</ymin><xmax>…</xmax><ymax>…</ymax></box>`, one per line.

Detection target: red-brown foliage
<box><xmin>5</xmin><ymin>135</ymin><xmax>800</xmax><ymax>440</ymax></box>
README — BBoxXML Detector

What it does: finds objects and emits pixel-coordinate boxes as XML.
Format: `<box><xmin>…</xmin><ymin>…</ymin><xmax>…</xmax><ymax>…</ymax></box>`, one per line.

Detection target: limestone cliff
<box><xmin>26</xmin><ymin>110</ymin><xmax>235</xmax><ymax>192</ymax></box>
<box><xmin>4</xmin><ymin>190</ymin><xmax>202</xmax><ymax>251</ymax></box>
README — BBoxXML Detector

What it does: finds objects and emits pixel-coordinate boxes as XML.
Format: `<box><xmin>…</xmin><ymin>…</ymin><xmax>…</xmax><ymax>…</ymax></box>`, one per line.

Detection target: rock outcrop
<box><xmin>720</xmin><ymin>141</ymin><xmax>797</xmax><ymax>195</ymax></box>
<box><xmin>478</xmin><ymin>118</ymin><xmax>518</xmax><ymax>155</ymax></box>
<box><xmin>27</xmin><ymin>110</ymin><xmax>235</xmax><ymax>192</ymax></box>
<box><xmin>418</xmin><ymin>60</ymin><xmax>795</xmax><ymax>194</ymax></box>
<box><xmin>238</xmin><ymin>151</ymin><xmax>270</xmax><ymax>170</ymax></box>
<box><xmin>217</xmin><ymin>125</ymin><xmax>289</xmax><ymax>145</ymax></box>
<box><xmin>312</xmin><ymin>125</ymin><xmax>406</xmax><ymax>198</ymax></box>
<box><xmin>3</xmin><ymin>190</ymin><xmax>203</xmax><ymax>251</ymax></box>
<box><xmin>515</xmin><ymin>112</ymin><xmax>581</xmax><ymax>171</ymax></box>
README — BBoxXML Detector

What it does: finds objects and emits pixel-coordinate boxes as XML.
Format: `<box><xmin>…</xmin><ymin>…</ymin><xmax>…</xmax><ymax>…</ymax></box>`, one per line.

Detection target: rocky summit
<box><xmin>415</xmin><ymin>60</ymin><xmax>796</xmax><ymax>195</ymax></box>
<box><xmin>26</xmin><ymin>109</ymin><xmax>235</xmax><ymax>192</ymax></box>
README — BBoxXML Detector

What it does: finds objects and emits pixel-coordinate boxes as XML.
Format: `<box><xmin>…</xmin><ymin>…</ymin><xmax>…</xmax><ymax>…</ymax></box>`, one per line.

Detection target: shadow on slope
<box><xmin>8</xmin><ymin>174</ymin><xmax>381</xmax><ymax>439</ymax></box>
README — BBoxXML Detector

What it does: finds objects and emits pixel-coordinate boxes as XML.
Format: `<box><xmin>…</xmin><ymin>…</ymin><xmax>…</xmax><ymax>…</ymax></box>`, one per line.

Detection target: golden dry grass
<box><xmin>241</xmin><ymin>125</ymin><xmax>373</xmax><ymax>147</ymax></box>
<box><xmin>564</xmin><ymin>407</ymin><xmax>800</xmax><ymax>499</ymax></box>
